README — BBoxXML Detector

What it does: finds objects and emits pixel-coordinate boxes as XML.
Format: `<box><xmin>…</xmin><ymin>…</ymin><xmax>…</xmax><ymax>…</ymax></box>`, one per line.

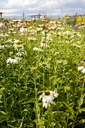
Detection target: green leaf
<box><xmin>79</xmin><ymin>108</ymin><xmax>85</xmax><ymax>113</ymax></box>
<box><xmin>51</xmin><ymin>122</ymin><xmax>56</xmax><ymax>127</ymax></box>
<box><xmin>79</xmin><ymin>119</ymin><xmax>85</xmax><ymax>124</ymax></box>
<box><xmin>8</xmin><ymin>124</ymin><xmax>16</xmax><ymax>128</ymax></box>
<box><xmin>0</xmin><ymin>112</ymin><xmax>7</xmax><ymax>123</ymax></box>
<box><xmin>0</xmin><ymin>111</ymin><xmax>6</xmax><ymax>115</ymax></box>
<box><xmin>24</xmin><ymin>50</ymin><xmax>27</xmax><ymax>56</ymax></box>
<box><xmin>0</xmin><ymin>101</ymin><xmax>3</xmax><ymax>103</ymax></box>
<box><xmin>19</xmin><ymin>121</ymin><xmax>23</xmax><ymax>128</ymax></box>
<box><xmin>0</xmin><ymin>95</ymin><xmax>2</xmax><ymax>99</ymax></box>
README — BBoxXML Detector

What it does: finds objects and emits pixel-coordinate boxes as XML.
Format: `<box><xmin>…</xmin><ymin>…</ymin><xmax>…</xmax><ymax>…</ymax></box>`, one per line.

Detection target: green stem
<box><xmin>47</xmin><ymin>107</ymin><xmax>52</xmax><ymax>128</ymax></box>
<box><xmin>66</xmin><ymin>92</ymin><xmax>69</xmax><ymax>128</ymax></box>
<box><xmin>43</xmin><ymin>68</ymin><xmax>45</xmax><ymax>88</ymax></box>
<box><xmin>3</xmin><ymin>92</ymin><xmax>9</xmax><ymax>127</ymax></box>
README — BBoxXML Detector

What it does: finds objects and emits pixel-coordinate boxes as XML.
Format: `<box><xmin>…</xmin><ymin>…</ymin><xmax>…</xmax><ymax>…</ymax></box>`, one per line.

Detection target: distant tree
<box><xmin>76</xmin><ymin>16</ymin><xmax>82</xmax><ymax>24</ymax></box>
<box><xmin>67</xmin><ymin>15</ymin><xmax>76</xmax><ymax>26</ymax></box>
<box><xmin>62</xmin><ymin>15</ymin><xmax>76</xmax><ymax>26</ymax></box>
<box><xmin>82</xmin><ymin>16</ymin><xmax>85</xmax><ymax>23</ymax></box>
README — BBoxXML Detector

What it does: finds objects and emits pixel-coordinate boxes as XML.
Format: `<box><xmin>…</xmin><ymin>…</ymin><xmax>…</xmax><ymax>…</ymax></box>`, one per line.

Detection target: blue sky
<box><xmin>0</xmin><ymin>0</ymin><xmax>85</xmax><ymax>18</ymax></box>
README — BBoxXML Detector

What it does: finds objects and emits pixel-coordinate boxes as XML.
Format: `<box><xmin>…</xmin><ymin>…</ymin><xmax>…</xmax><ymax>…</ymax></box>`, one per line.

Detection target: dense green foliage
<box><xmin>0</xmin><ymin>17</ymin><xmax>85</xmax><ymax>128</ymax></box>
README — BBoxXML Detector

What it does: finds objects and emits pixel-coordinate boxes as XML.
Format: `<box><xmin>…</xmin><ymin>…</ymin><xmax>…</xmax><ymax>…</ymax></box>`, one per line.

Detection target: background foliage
<box><xmin>0</xmin><ymin>16</ymin><xmax>85</xmax><ymax>128</ymax></box>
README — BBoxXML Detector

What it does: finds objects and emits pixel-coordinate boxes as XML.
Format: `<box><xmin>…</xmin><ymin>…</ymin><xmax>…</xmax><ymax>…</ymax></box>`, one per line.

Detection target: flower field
<box><xmin>0</xmin><ymin>17</ymin><xmax>85</xmax><ymax>128</ymax></box>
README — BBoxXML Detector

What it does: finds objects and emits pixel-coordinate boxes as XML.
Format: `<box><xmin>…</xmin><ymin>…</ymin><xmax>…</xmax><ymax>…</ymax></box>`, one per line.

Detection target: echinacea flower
<box><xmin>0</xmin><ymin>22</ymin><xmax>4</xmax><ymax>28</ymax></box>
<box><xmin>33</xmin><ymin>47</ymin><xmax>41</xmax><ymax>51</ymax></box>
<box><xmin>18</xmin><ymin>20</ymin><xmax>26</xmax><ymax>26</ymax></box>
<box><xmin>6</xmin><ymin>56</ymin><xmax>19</xmax><ymax>64</ymax></box>
<box><xmin>39</xmin><ymin>62</ymin><xmax>50</xmax><ymax>69</ymax></box>
<box><xmin>78</xmin><ymin>66</ymin><xmax>84</xmax><ymax>71</ymax></box>
<box><xmin>78</xmin><ymin>66</ymin><xmax>85</xmax><ymax>74</ymax></box>
<box><xmin>0</xmin><ymin>44</ymin><xmax>5</xmax><ymax>49</ymax></box>
<box><xmin>19</xmin><ymin>27</ymin><xmax>27</xmax><ymax>33</ymax></box>
<box><xmin>16</xmin><ymin>51</ymin><xmax>24</xmax><ymax>57</ymax></box>
<box><xmin>40</xmin><ymin>90</ymin><xmax>58</xmax><ymax>108</ymax></box>
<box><xmin>13</xmin><ymin>40</ymin><xmax>24</xmax><ymax>51</ymax></box>
<box><xmin>82</xmin><ymin>68</ymin><xmax>85</xmax><ymax>73</ymax></box>
<box><xmin>40</xmin><ymin>42</ymin><xmax>47</xmax><ymax>48</ymax></box>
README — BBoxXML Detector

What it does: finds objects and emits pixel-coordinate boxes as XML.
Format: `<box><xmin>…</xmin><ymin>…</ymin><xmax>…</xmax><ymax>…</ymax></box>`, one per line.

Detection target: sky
<box><xmin>0</xmin><ymin>0</ymin><xmax>85</xmax><ymax>18</ymax></box>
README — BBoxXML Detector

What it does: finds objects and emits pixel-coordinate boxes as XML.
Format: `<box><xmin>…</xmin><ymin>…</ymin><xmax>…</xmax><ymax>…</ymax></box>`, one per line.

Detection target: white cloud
<box><xmin>7</xmin><ymin>0</ymin><xmax>40</xmax><ymax>8</ymax></box>
<box><xmin>0</xmin><ymin>0</ymin><xmax>85</xmax><ymax>18</ymax></box>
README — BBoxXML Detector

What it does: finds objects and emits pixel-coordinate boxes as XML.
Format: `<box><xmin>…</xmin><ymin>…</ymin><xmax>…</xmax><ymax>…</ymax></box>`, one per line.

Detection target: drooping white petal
<box><xmin>40</xmin><ymin>90</ymin><xmax>58</xmax><ymax>108</ymax></box>
<box><xmin>78</xmin><ymin>66</ymin><xmax>84</xmax><ymax>71</ymax></box>
<box><xmin>81</xmin><ymin>68</ymin><xmax>85</xmax><ymax>73</ymax></box>
<box><xmin>53</xmin><ymin>90</ymin><xmax>58</xmax><ymax>98</ymax></box>
<box><xmin>6</xmin><ymin>57</ymin><xmax>19</xmax><ymax>64</ymax></box>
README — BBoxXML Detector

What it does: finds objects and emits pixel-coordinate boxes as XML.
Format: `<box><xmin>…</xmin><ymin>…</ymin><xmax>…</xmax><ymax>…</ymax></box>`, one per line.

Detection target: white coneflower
<box><xmin>40</xmin><ymin>90</ymin><xmax>58</xmax><ymax>108</ymax></box>
<box><xmin>46</xmin><ymin>33</ymin><xmax>52</xmax><ymax>41</ymax></box>
<box><xmin>78</xmin><ymin>66</ymin><xmax>85</xmax><ymax>74</ymax></box>
<box><xmin>39</xmin><ymin>62</ymin><xmax>50</xmax><ymax>69</ymax></box>
<box><xmin>0</xmin><ymin>33</ymin><xmax>4</xmax><ymax>37</ymax></box>
<box><xmin>14</xmin><ymin>40</ymin><xmax>20</xmax><ymax>44</ymax></box>
<box><xmin>0</xmin><ymin>44</ymin><xmax>9</xmax><ymax>49</ymax></box>
<box><xmin>41</xmin><ymin>31</ymin><xmax>45</xmax><ymax>36</ymax></box>
<box><xmin>6</xmin><ymin>56</ymin><xmax>19</xmax><ymax>64</ymax></box>
<box><xmin>4</xmin><ymin>34</ymin><xmax>9</xmax><ymax>37</ymax></box>
<box><xmin>6</xmin><ymin>39</ymin><xmax>13</xmax><ymax>44</ymax></box>
<box><xmin>16</xmin><ymin>51</ymin><xmax>24</xmax><ymax>57</ymax></box>
<box><xmin>0</xmin><ymin>22</ymin><xmax>4</xmax><ymax>28</ymax></box>
<box><xmin>40</xmin><ymin>37</ymin><xmax>48</xmax><ymax>48</ymax></box>
<box><xmin>82</xmin><ymin>68</ymin><xmax>85</xmax><ymax>74</ymax></box>
<box><xmin>57</xmin><ymin>32</ymin><xmax>62</xmax><ymax>36</ymax></box>
<box><xmin>19</xmin><ymin>27</ymin><xmax>27</xmax><ymax>33</ymax></box>
<box><xmin>33</xmin><ymin>47</ymin><xmax>41</xmax><ymax>51</ymax></box>
<box><xmin>28</xmin><ymin>37</ymin><xmax>37</xmax><ymax>41</ymax></box>
<box><xmin>29</xmin><ymin>29</ymin><xmax>37</xmax><ymax>36</ymax></box>
<box><xmin>64</xmin><ymin>30</ymin><xmax>71</xmax><ymax>35</ymax></box>
<box><xmin>0</xmin><ymin>44</ymin><xmax>5</xmax><ymax>49</ymax></box>
<box><xmin>40</xmin><ymin>42</ymin><xmax>47</xmax><ymax>48</ymax></box>
<box><xmin>36</xmin><ymin>27</ymin><xmax>43</xmax><ymax>32</ymax></box>
<box><xmin>78</xmin><ymin>66</ymin><xmax>84</xmax><ymax>71</ymax></box>
<box><xmin>13</xmin><ymin>43</ymin><xmax>24</xmax><ymax>51</ymax></box>
<box><xmin>13</xmin><ymin>40</ymin><xmax>24</xmax><ymax>51</ymax></box>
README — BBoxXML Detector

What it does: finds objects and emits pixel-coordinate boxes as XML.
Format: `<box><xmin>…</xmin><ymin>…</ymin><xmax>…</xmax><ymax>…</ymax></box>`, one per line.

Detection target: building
<box><xmin>30</xmin><ymin>12</ymin><xmax>46</xmax><ymax>19</ymax></box>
